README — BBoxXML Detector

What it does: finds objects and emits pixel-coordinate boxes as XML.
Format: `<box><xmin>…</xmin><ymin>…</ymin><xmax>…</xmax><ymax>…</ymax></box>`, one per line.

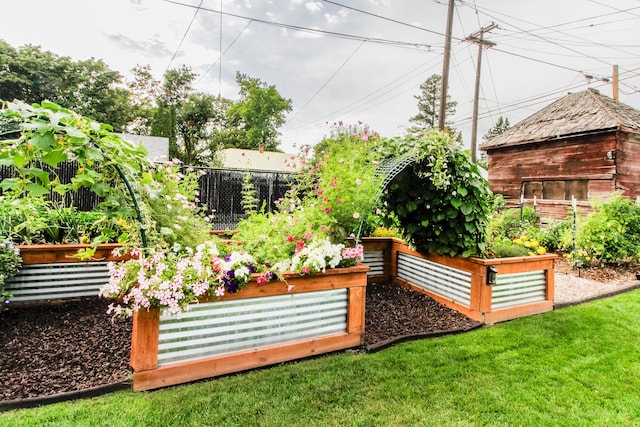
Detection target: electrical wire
<box><xmin>164</xmin><ymin>0</ymin><xmax>204</xmax><ymax>75</ymax></box>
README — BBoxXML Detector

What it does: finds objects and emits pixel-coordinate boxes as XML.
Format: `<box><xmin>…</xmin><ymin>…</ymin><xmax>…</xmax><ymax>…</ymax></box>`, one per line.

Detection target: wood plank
<box><xmin>483</xmin><ymin>301</ymin><xmax>553</xmax><ymax>324</ymax></box>
<box><xmin>132</xmin><ymin>333</ymin><xmax>363</xmax><ymax>391</ymax></box>
<box><xmin>130</xmin><ymin>308</ymin><xmax>160</xmax><ymax>372</ymax></box>
<box><xmin>347</xmin><ymin>287</ymin><xmax>365</xmax><ymax>340</ymax></box>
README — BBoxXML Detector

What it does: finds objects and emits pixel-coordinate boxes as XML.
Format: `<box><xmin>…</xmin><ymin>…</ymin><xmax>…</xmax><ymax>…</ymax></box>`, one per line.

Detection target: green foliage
<box><xmin>576</xmin><ymin>194</ymin><xmax>640</xmax><ymax>265</ymax></box>
<box><xmin>0</xmin><ymin>40</ymin><xmax>133</xmax><ymax>131</ymax></box>
<box><xmin>383</xmin><ymin>128</ymin><xmax>493</xmax><ymax>257</ymax></box>
<box><xmin>225</xmin><ymin>72</ymin><xmax>293</xmax><ymax>151</ymax></box>
<box><xmin>488</xmin><ymin>207</ymin><xmax>540</xmax><ymax>241</ymax></box>
<box><xmin>0</xmin><ymin>195</ymin><xmax>128</xmax><ymax>245</ymax></box>
<box><xmin>489</xmin><ymin>238</ymin><xmax>531</xmax><ymax>258</ymax></box>
<box><xmin>0</xmin><ymin>101</ymin><xmax>213</xmax><ymax>254</ymax></box>
<box><xmin>234</xmin><ymin>122</ymin><xmax>383</xmax><ymax>265</ymax></box>
<box><xmin>538</xmin><ymin>217</ymin><xmax>573</xmax><ymax>253</ymax></box>
<box><xmin>0</xmin><ymin>100</ymin><xmax>150</xmax><ymax>246</ymax></box>
<box><xmin>138</xmin><ymin>161</ymin><xmax>212</xmax><ymax>250</ymax></box>
<box><xmin>240</xmin><ymin>172</ymin><xmax>260</xmax><ymax>215</ymax></box>
<box><xmin>482</xmin><ymin>115</ymin><xmax>510</xmax><ymax>144</ymax></box>
<box><xmin>0</xmin><ymin>237</ymin><xmax>21</xmax><ymax>312</ymax></box>
<box><xmin>409</xmin><ymin>74</ymin><xmax>457</xmax><ymax>130</ymax></box>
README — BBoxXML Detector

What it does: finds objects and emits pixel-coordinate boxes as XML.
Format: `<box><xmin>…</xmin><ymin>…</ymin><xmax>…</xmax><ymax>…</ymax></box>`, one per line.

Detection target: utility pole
<box><xmin>466</xmin><ymin>22</ymin><xmax>497</xmax><ymax>162</ymax></box>
<box><xmin>438</xmin><ymin>0</ymin><xmax>455</xmax><ymax>131</ymax></box>
<box><xmin>613</xmin><ymin>64</ymin><xmax>619</xmax><ymax>101</ymax></box>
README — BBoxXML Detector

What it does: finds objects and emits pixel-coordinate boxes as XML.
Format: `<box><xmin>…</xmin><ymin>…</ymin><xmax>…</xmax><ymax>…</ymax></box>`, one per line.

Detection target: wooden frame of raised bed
<box><xmin>129</xmin><ymin>264</ymin><xmax>369</xmax><ymax>392</ymax></box>
<box><xmin>361</xmin><ymin>237</ymin><xmax>556</xmax><ymax>324</ymax></box>
<box><xmin>7</xmin><ymin>244</ymin><xmax>131</xmax><ymax>303</ymax></box>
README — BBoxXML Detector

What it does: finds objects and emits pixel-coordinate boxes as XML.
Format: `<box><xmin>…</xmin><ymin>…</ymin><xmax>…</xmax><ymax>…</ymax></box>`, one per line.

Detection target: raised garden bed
<box><xmin>6</xmin><ymin>244</ymin><xmax>130</xmax><ymax>303</ymax></box>
<box><xmin>129</xmin><ymin>264</ymin><xmax>369</xmax><ymax>392</ymax></box>
<box><xmin>362</xmin><ymin>237</ymin><xmax>557</xmax><ymax>323</ymax></box>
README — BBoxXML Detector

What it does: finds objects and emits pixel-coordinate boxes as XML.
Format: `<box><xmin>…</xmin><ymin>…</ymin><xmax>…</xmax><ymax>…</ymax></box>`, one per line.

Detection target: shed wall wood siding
<box><xmin>487</xmin><ymin>132</ymin><xmax>618</xmax><ymax>219</ymax></box>
<box><xmin>616</xmin><ymin>132</ymin><xmax>640</xmax><ymax>199</ymax></box>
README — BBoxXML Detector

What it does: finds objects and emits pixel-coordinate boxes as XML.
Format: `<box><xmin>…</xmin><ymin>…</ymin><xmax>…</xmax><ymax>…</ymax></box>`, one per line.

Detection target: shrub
<box><xmin>538</xmin><ymin>217</ymin><xmax>573</xmax><ymax>253</ymax></box>
<box><xmin>576</xmin><ymin>194</ymin><xmax>640</xmax><ymax>265</ymax></box>
<box><xmin>488</xmin><ymin>207</ymin><xmax>540</xmax><ymax>241</ymax></box>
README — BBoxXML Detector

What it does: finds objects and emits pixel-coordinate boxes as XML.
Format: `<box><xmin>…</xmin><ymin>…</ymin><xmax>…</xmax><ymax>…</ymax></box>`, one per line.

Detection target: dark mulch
<box><xmin>0</xmin><ymin>282</ymin><xmax>480</xmax><ymax>405</ymax></box>
<box><xmin>0</xmin><ymin>299</ymin><xmax>132</xmax><ymax>405</ymax></box>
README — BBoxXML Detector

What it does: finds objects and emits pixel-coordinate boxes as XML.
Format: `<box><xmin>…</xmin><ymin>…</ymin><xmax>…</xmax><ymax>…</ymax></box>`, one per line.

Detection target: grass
<box><xmin>3</xmin><ymin>291</ymin><xmax>640</xmax><ymax>426</ymax></box>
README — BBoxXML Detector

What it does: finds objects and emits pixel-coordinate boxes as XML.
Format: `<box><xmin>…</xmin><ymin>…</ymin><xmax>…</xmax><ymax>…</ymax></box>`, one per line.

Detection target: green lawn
<box><xmin>3</xmin><ymin>290</ymin><xmax>640</xmax><ymax>426</ymax></box>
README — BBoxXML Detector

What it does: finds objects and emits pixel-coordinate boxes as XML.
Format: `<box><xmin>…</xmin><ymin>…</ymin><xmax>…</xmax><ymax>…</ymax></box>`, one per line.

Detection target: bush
<box><xmin>538</xmin><ymin>217</ymin><xmax>573</xmax><ymax>253</ymax></box>
<box><xmin>488</xmin><ymin>207</ymin><xmax>540</xmax><ymax>241</ymax></box>
<box><xmin>576</xmin><ymin>194</ymin><xmax>640</xmax><ymax>265</ymax></box>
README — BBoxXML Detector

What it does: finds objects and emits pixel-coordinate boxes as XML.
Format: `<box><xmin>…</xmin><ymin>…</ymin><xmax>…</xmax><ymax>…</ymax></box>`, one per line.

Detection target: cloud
<box><xmin>324</xmin><ymin>9</ymin><xmax>349</xmax><ymax>25</ymax></box>
<box><xmin>305</xmin><ymin>2</ymin><xmax>323</xmax><ymax>13</ymax></box>
<box><xmin>105</xmin><ymin>33</ymin><xmax>172</xmax><ymax>59</ymax></box>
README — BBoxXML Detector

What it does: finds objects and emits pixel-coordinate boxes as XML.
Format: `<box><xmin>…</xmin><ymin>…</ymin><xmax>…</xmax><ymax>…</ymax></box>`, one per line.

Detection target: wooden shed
<box><xmin>480</xmin><ymin>88</ymin><xmax>640</xmax><ymax>221</ymax></box>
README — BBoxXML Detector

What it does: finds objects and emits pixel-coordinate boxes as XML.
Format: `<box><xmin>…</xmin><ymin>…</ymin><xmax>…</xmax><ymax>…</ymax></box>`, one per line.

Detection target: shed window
<box><xmin>523</xmin><ymin>180</ymin><xmax>588</xmax><ymax>201</ymax></box>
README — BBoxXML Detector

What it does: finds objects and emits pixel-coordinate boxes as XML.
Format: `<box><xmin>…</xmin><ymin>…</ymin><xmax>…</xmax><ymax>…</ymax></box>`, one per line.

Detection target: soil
<box><xmin>1</xmin><ymin>259</ymin><xmax>636</xmax><ymax>405</ymax></box>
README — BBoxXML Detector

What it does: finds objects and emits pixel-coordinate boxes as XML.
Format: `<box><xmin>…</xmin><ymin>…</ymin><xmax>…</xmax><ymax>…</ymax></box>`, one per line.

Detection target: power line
<box><xmin>196</xmin><ymin>20</ymin><xmax>253</xmax><ymax>87</ymax></box>
<box><xmin>163</xmin><ymin>0</ymin><xmax>434</xmax><ymax>50</ymax></box>
<box><xmin>288</xmin><ymin>40</ymin><xmax>367</xmax><ymax>122</ymax></box>
<box><xmin>164</xmin><ymin>0</ymin><xmax>204</xmax><ymax>75</ymax></box>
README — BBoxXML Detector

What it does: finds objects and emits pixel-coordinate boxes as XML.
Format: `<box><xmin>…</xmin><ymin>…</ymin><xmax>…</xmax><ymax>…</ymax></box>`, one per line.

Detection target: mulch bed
<box><xmin>0</xmin><ymin>282</ymin><xmax>481</xmax><ymax>407</ymax></box>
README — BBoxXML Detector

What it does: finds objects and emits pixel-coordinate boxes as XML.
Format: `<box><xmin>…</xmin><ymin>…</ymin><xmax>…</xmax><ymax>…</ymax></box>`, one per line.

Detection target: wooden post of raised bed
<box><xmin>130</xmin><ymin>307</ymin><xmax>160</xmax><ymax>372</ymax></box>
<box><xmin>347</xmin><ymin>286</ymin><xmax>366</xmax><ymax>344</ymax></box>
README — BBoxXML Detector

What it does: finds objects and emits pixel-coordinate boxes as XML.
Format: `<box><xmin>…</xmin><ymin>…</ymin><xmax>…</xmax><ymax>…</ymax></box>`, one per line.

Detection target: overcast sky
<box><xmin>2</xmin><ymin>0</ymin><xmax>640</xmax><ymax>155</ymax></box>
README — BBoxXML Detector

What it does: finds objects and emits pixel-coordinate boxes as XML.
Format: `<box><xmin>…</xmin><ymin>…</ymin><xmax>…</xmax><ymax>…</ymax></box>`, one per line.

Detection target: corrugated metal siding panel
<box><xmin>363</xmin><ymin>250</ymin><xmax>385</xmax><ymax>276</ymax></box>
<box><xmin>6</xmin><ymin>262</ymin><xmax>109</xmax><ymax>302</ymax></box>
<box><xmin>491</xmin><ymin>270</ymin><xmax>547</xmax><ymax>309</ymax></box>
<box><xmin>157</xmin><ymin>288</ymin><xmax>348</xmax><ymax>366</ymax></box>
<box><xmin>396</xmin><ymin>252</ymin><xmax>472</xmax><ymax>306</ymax></box>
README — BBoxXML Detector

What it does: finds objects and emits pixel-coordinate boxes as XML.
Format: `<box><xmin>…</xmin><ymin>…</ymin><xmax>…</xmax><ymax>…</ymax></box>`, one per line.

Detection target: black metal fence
<box><xmin>0</xmin><ymin>164</ymin><xmax>295</xmax><ymax>231</ymax></box>
<box><xmin>196</xmin><ymin>168</ymin><xmax>295</xmax><ymax>230</ymax></box>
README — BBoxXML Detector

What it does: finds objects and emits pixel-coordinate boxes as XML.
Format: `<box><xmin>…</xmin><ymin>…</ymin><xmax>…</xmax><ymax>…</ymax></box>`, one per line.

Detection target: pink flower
<box><xmin>353</xmin><ymin>212</ymin><xmax>360</xmax><ymax>219</ymax></box>
<box><xmin>286</xmin><ymin>235</ymin><xmax>296</xmax><ymax>242</ymax></box>
<box><xmin>301</xmin><ymin>267</ymin><xmax>311</xmax><ymax>275</ymax></box>
<box><xmin>317</xmin><ymin>189</ymin><xmax>323</xmax><ymax>196</ymax></box>
<box><xmin>355</xmin><ymin>178</ymin><xmax>362</xmax><ymax>185</ymax></box>
<box><xmin>324</xmin><ymin>207</ymin><xmax>332</xmax><ymax>213</ymax></box>
<box><xmin>215</xmin><ymin>286</ymin><xmax>225</xmax><ymax>297</ymax></box>
<box><xmin>288</xmin><ymin>284</ymin><xmax>296</xmax><ymax>292</ymax></box>
<box><xmin>303</xmin><ymin>232</ymin><xmax>313</xmax><ymax>239</ymax></box>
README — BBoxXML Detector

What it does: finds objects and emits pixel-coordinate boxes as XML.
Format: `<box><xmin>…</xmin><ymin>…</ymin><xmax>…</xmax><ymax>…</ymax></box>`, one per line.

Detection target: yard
<box><xmin>1</xmin><ymin>287</ymin><xmax>639</xmax><ymax>426</ymax></box>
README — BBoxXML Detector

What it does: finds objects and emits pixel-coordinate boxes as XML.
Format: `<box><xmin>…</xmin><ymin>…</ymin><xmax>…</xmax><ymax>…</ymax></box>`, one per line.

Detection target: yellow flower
<box><xmin>537</xmin><ymin>246</ymin><xmax>547</xmax><ymax>255</ymax></box>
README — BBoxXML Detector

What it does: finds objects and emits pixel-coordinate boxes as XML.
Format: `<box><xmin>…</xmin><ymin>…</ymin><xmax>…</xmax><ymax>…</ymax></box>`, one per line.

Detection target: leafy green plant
<box><xmin>383</xmin><ymin>129</ymin><xmax>493</xmax><ymax>257</ymax></box>
<box><xmin>0</xmin><ymin>100</ymin><xmax>150</xmax><ymax>248</ymax></box>
<box><xmin>488</xmin><ymin>206</ymin><xmax>540</xmax><ymax>241</ymax></box>
<box><xmin>576</xmin><ymin>194</ymin><xmax>640</xmax><ymax>265</ymax></box>
<box><xmin>138</xmin><ymin>160</ymin><xmax>212</xmax><ymax>250</ymax></box>
<box><xmin>240</xmin><ymin>172</ymin><xmax>260</xmax><ymax>215</ymax></box>
<box><xmin>538</xmin><ymin>217</ymin><xmax>573</xmax><ymax>253</ymax></box>
<box><xmin>0</xmin><ymin>237</ymin><xmax>22</xmax><ymax>311</ymax></box>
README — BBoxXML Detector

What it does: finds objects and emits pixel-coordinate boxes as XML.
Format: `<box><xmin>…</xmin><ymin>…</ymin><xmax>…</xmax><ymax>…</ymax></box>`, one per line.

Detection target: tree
<box><xmin>410</xmin><ymin>74</ymin><xmax>457</xmax><ymax>130</ymax></box>
<box><xmin>0</xmin><ymin>40</ymin><xmax>133</xmax><ymax>131</ymax></box>
<box><xmin>482</xmin><ymin>116</ymin><xmax>510</xmax><ymax>143</ymax></box>
<box><xmin>478</xmin><ymin>116</ymin><xmax>510</xmax><ymax>168</ymax></box>
<box><xmin>176</xmin><ymin>93</ymin><xmax>218</xmax><ymax>165</ymax></box>
<box><xmin>226</xmin><ymin>72</ymin><xmax>292</xmax><ymax>151</ymax></box>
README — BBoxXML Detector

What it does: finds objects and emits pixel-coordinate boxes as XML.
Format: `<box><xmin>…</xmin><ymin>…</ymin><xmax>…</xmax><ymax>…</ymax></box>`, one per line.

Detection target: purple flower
<box><xmin>227</xmin><ymin>281</ymin><xmax>239</xmax><ymax>293</ymax></box>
